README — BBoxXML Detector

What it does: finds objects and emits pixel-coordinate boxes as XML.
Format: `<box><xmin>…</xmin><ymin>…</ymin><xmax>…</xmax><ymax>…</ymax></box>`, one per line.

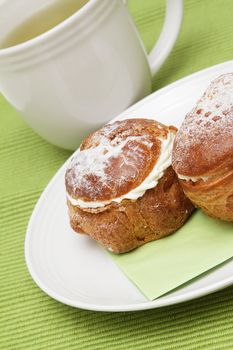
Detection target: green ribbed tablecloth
<box><xmin>1</xmin><ymin>1</ymin><xmax>233</xmax><ymax>349</ymax></box>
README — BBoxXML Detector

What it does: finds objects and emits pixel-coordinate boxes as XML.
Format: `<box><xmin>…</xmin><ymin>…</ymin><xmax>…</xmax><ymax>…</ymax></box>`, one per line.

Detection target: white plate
<box><xmin>25</xmin><ymin>60</ymin><xmax>233</xmax><ymax>312</ymax></box>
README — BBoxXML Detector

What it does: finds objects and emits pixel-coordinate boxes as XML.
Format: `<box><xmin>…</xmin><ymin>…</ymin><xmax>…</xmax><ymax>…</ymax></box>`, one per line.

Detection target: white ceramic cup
<box><xmin>0</xmin><ymin>0</ymin><xmax>183</xmax><ymax>150</ymax></box>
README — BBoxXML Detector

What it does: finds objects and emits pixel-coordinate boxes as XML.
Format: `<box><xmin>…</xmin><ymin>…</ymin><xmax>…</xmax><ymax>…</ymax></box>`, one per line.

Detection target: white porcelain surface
<box><xmin>25</xmin><ymin>61</ymin><xmax>233</xmax><ymax>312</ymax></box>
<box><xmin>0</xmin><ymin>0</ymin><xmax>182</xmax><ymax>149</ymax></box>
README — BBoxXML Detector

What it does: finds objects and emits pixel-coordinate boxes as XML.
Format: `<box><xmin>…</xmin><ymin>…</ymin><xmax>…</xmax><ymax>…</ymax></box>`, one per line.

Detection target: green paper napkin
<box><xmin>110</xmin><ymin>210</ymin><xmax>233</xmax><ymax>300</ymax></box>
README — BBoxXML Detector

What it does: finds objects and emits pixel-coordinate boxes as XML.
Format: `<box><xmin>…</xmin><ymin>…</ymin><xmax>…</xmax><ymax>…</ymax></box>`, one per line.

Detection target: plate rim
<box><xmin>25</xmin><ymin>59</ymin><xmax>233</xmax><ymax>312</ymax></box>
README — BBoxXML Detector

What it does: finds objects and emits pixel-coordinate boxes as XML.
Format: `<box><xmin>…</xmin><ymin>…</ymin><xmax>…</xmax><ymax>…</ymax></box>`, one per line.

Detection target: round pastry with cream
<box><xmin>172</xmin><ymin>73</ymin><xmax>233</xmax><ymax>222</ymax></box>
<box><xmin>65</xmin><ymin>118</ymin><xmax>194</xmax><ymax>253</ymax></box>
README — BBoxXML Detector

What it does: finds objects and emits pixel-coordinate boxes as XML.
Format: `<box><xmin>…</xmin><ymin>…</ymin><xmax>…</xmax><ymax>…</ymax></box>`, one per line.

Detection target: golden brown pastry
<box><xmin>172</xmin><ymin>73</ymin><xmax>233</xmax><ymax>222</ymax></box>
<box><xmin>65</xmin><ymin>118</ymin><xmax>194</xmax><ymax>253</ymax></box>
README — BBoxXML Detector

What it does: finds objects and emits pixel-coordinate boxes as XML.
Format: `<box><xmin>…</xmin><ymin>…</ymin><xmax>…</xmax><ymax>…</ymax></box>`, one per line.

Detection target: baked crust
<box><xmin>67</xmin><ymin>166</ymin><xmax>194</xmax><ymax>253</ymax></box>
<box><xmin>65</xmin><ymin>118</ymin><xmax>177</xmax><ymax>202</ymax></box>
<box><xmin>177</xmin><ymin>171</ymin><xmax>233</xmax><ymax>221</ymax></box>
<box><xmin>172</xmin><ymin>73</ymin><xmax>233</xmax><ymax>221</ymax></box>
<box><xmin>172</xmin><ymin>73</ymin><xmax>233</xmax><ymax>177</ymax></box>
<box><xmin>65</xmin><ymin>118</ymin><xmax>194</xmax><ymax>253</ymax></box>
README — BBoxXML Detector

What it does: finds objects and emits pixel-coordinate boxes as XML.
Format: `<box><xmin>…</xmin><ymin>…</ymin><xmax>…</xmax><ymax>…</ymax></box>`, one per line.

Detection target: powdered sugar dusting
<box><xmin>67</xmin><ymin>132</ymin><xmax>175</xmax><ymax>208</ymax></box>
<box><xmin>66</xmin><ymin>119</ymin><xmax>175</xmax><ymax>203</ymax></box>
<box><xmin>173</xmin><ymin>73</ymin><xmax>233</xmax><ymax>176</ymax></box>
<box><xmin>68</xmin><ymin>135</ymin><xmax>152</xmax><ymax>189</ymax></box>
<box><xmin>66</xmin><ymin>133</ymin><xmax>155</xmax><ymax>201</ymax></box>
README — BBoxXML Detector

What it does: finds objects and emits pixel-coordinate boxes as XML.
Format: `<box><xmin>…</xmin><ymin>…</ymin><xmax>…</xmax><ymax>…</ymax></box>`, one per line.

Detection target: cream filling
<box><xmin>67</xmin><ymin>132</ymin><xmax>175</xmax><ymax>209</ymax></box>
<box><xmin>178</xmin><ymin>174</ymin><xmax>209</xmax><ymax>182</ymax></box>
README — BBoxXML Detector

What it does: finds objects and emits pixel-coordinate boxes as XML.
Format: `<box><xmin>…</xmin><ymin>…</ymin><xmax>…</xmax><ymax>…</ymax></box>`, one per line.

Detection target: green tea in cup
<box><xmin>0</xmin><ymin>0</ymin><xmax>88</xmax><ymax>48</ymax></box>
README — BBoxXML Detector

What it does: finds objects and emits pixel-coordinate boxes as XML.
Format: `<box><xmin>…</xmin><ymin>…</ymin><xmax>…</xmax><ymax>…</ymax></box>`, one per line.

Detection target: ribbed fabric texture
<box><xmin>1</xmin><ymin>0</ymin><xmax>233</xmax><ymax>349</ymax></box>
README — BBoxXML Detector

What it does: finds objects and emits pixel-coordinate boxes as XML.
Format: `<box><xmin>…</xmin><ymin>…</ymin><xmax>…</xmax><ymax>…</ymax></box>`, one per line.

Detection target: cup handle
<box><xmin>123</xmin><ymin>0</ymin><xmax>183</xmax><ymax>77</ymax></box>
<box><xmin>148</xmin><ymin>0</ymin><xmax>183</xmax><ymax>77</ymax></box>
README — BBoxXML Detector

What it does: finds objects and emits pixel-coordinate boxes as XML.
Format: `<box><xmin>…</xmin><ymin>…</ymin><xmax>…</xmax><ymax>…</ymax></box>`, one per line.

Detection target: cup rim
<box><xmin>0</xmin><ymin>0</ymin><xmax>101</xmax><ymax>56</ymax></box>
